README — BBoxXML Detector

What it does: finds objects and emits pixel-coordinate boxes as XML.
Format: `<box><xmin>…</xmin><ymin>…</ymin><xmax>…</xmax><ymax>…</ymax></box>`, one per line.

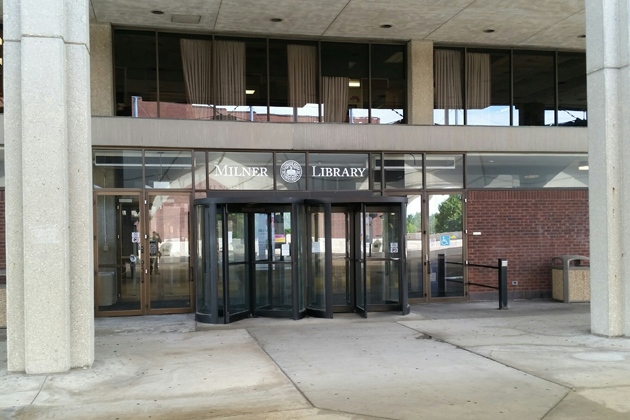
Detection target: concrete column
<box><xmin>407</xmin><ymin>40</ymin><xmax>434</xmax><ymax>125</ymax></box>
<box><xmin>4</xmin><ymin>0</ymin><xmax>94</xmax><ymax>373</ymax></box>
<box><xmin>585</xmin><ymin>0</ymin><xmax>630</xmax><ymax>336</ymax></box>
<box><xmin>90</xmin><ymin>23</ymin><xmax>114</xmax><ymax>117</ymax></box>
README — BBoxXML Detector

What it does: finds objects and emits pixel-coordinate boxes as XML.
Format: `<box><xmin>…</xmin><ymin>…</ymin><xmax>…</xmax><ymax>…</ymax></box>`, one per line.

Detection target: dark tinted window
<box><xmin>371</xmin><ymin>44</ymin><xmax>405</xmax><ymax>124</ymax></box>
<box><xmin>558</xmin><ymin>53</ymin><xmax>587</xmax><ymax>126</ymax></box>
<box><xmin>513</xmin><ymin>51</ymin><xmax>555</xmax><ymax>126</ymax></box>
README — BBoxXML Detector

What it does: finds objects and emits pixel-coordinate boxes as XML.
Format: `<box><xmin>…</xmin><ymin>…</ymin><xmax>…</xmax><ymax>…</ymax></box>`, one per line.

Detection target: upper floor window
<box><xmin>113</xmin><ymin>29</ymin><xmax>406</xmax><ymax>124</ymax></box>
<box><xmin>434</xmin><ymin>48</ymin><xmax>587</xmax><ymax>127</ymax></box>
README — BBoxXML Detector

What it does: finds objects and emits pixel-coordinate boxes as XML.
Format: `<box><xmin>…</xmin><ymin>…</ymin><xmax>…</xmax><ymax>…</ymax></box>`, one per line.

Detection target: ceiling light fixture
<box><xmin>172</xmin><ymin>14</ymin><xmax>201</xmax><ymax>24</ymax></box>
<box><xmin>270</xmin><ymin>18</ymin><xmax>283</xmax><ymax>22</ymax></box>
<box><xmin>380</xmin><ymin>24</ymin><xmax>393</xmax><ymax>29</ymax></box>
<box><xmin>579</xmin><ymin>161</ymin><xmax>589</xmax><ymax>171</ymax></box>
<box><xmin>349</xmin><ymin>80</ymin><xmax>361</xmax><ymax>88</ymax></box>
<box><xmin>151</xmin><ymin>10</ymin><xmax>164</xmax><ymax>15</ymax></box>
<box><xmin>578</xmin><ymin>34</ymin><xmax>586</xmax><ymax>38</ymax></box>
<box><xmin>246</xmin><ymin>90</ymin><xmax>256</xmax><ymax>95</ymax></box>
<box><xmin>483</xmin><ymin>29</ymin><xmax>495</xmax><ymax>33</ymax></box>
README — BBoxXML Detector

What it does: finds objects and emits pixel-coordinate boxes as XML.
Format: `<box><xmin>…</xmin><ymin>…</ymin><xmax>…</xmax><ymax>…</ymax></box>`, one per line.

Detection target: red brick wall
<box><xmin>466</xmin><ymin>190</ymin><xmax>589</xmax><ymax>299</ymax></box>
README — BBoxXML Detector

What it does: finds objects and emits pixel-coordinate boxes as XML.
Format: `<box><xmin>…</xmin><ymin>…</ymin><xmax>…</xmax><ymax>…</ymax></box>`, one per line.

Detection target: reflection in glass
<box><xmin>159</xmin><ymin>33</ymin><xmax>214</xmax><ymax>120</ymax></box>
<box><xmin>321</xmin><ymin>42</ymin><xmax>369</xmax><ymax>123</ymax></box>
<box><xmin>366</xmin><ymin>261</ymin><xmax>400</xmax><ymax>304</ymax></box>
<box><xmin>194</xmin><ymin>151</ymin><xmax>207</xmax><ymax>190</ymax></box>
<box><xmin>93</xmin><ymin>149</ymin><xmax>143</xmax><ymax>189</ymax></box>
<box><xmin>195</xmin><ymin>205</ymin><xmax>209</xmax><ymax>317</ymax></box>
<box><xmin>365</xmin><ymin>209</ymin><xmax>401</xmax><ymax>305</ymax></box>
<box><xmin>96</xmin><ymin>195</ymin><xmax>141</xmax><ymax>312</ymax></box>
<box><xmin>406</xmin><ymin>196</ymin><xmax>423</xmax><ymax>299</ymax></box>
<box><xmin>268</xmin><ymin>40</ymin><xmax>320</xmax><ymax>123</ymax></box>
<box><xmin>114</xmin><ymin>30</ymin><xmax>158</xmax><ymax>117</ymax></box>
<box><xmin>513</xmin><ymin>51</ymin><xmax>555</xmax><ymax>126</ymax></box>
<box><xmin>0</xmin><ymin>147</ymin><xmax>5</xmax><ymax>188</ymax></box>
<box><xmin>371</xmin><ymin>44</ymin><xmax>405</xmax><ymax>124</ymax></box>
<box><xmin>332</xmin><ymin>212</ymin><xmax>351</xmax><ymax>307</ymax></box>
<box><xmin>226</xmin><ymin>211</ymin><xmax>249</xmax><ymax>315</ymax></box>
<box><xmin>148</xmin><ymin>194</ymin><xmax>191</xmax><ymax>309</ymax></box>
<box><xmin>429</xmin><ymin>194</ymin><xmax>464</xmax><ymax>298</ymax></box>
<box><xmin>434</xmin><ymin>49</ymin><xmax>464</xmax><ymax>125</ymax></box>
<box><xmin>207</xmin><ymin>152</ymin><xmax>274</xmax><ymax>190</ymax></box>
<box><xmin>466</xmin><ymin>50</ymin><xmax>512</xmax><ymax>126</ymax></box>
<box><xmin>384</xmin><ymin>154</ymin><xmax>423</xmax><ymax>189</ymax></box>
<box><xmin>308</xmin><ymin>210</ymin><xmax>326</xmax><ymax>310</ymax></box>
<box><xmin>309</xmin><ymin>153</ymin><xmax>369</xmax><ymax>190</ymax></box>
<box><xmin>425</xmin><ymin>154</ymin><xmax>464</xmax><ymax>189</ymax></box>
<box><xmin>558</xmin><ymin>53</ymin><xmax>587</xmax><ymax>126</ymax></box>
<box><xmin>467</xmin><ymin>154</ymin><xmax>589</xmax><ymax>188</ymax></box>
<box><xmin>144</xmin><ymin>151</ymin><xmax>193</xmax><ymax>189</ymax></box>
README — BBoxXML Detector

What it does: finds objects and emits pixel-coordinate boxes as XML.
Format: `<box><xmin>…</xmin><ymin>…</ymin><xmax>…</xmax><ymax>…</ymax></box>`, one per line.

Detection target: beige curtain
<box><xmin>213</xmin><ymin>40</ymin><xmax>246</xmax><ymax>106</ymax></box>
<box><xmin>323</xmin><ymin>77</ymin><xmax>349</xmax><ymax>123</ymax></box>
<box><xmin>180</xmin><ymin>39</ymin><xmax>212</xmax><ymax>105</ymax></box>
<box><xmin>287</xmin><ymin>44</ymin><xmax>317</xmax><ymax>108</ymax></box>
<box><xmin>434</xmin><ymin>50</ymin><xmax>462</xmax><ymax>110</ymax></box>
<box><xmin>466</xmin><ymin>53</ymin><xmax>491</xmax><ymax>109</ymax></box>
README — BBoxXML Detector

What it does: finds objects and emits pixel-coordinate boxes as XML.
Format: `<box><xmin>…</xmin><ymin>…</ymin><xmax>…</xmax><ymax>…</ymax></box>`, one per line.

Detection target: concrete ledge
<box><xmin>470</xmin><ymin>290</ymin><xmax>552</xmax><ymax>301</ymax></box>
<box><xmin>87</xmin><ymin>116</ymin><xmax>588</xmax><ymax>153</ymax></box>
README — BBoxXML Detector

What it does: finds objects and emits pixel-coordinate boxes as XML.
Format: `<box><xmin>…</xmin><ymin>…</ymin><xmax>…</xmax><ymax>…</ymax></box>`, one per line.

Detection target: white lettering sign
<box><xmin>311</xmin><ymin>166</ymin><xmax>367</xmax><ymax>178</ymax></box>
<box><xmin>213</xmin><ymin>165</ymin><xmax>269</xmax><ymax>177</ymax></box>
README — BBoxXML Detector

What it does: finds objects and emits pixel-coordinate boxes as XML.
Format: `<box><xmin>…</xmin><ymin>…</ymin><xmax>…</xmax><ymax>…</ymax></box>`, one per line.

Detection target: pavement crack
<box><xmin>540</xmin><ymin>389</ymin><xmax>572</xmax><ymax>420</ymax></box>
<box><xmin>245</xmin><ymin>328</ymin><xmax>316</xmax><ymax>409</ymax></box>
<box><xmin>21</xmin><ymin>375</ymin><xmax>48</xmax><ymax>419</ymax></box>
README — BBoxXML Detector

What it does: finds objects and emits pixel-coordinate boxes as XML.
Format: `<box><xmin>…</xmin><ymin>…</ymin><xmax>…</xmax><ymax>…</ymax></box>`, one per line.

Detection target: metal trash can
<box><xmin>551</xmin><ymin>255</ymin><xmax>590</xmax><ymax>303</ymax></box>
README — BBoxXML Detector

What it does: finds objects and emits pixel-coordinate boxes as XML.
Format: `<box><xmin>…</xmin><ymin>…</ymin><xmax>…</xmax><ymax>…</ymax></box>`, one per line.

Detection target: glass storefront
<box><xmin>90</xmin><ymin>147</ymin><xmax>588</xmax><ymax>318</ymax></box>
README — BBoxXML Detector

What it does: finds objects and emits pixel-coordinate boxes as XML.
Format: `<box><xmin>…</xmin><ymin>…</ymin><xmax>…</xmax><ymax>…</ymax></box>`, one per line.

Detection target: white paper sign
<box><xmin>282</xmin><ymin>244</ymin><xmax>290</xmax><ymax>256</ymax></box>
<box><xmin>390</xmin><ymin>242</ymin><xmax>398</xmax><ymax>253</ymax></box>
<box><xmin>132</xmin><ymin>232</ymin><xmax>141</xmax><ymax>243</ymax></box>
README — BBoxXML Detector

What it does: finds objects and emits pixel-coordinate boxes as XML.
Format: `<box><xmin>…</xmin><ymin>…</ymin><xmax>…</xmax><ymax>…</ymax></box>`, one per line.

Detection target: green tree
<box><xmin>406</xmin><ymin>212</ymin><xmax>422</xmax><ymax>234</ymax></box>
<box><xmin>434</xmin><ymin>195</ymin><xmax>462</xmax><ymax>234</ymax></box>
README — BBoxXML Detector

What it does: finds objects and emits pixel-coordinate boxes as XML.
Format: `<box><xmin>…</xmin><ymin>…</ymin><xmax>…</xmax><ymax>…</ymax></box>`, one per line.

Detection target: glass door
<box><xmin>223</xmin><ymin>207</ymin><xmax>251</xmax><ymax>323</ymax></box>
<box><xmin>94</xmin><ymin>193</ymin><xmax>143</xmax><ymax>316</ymax></box>
<box><xmin>365</xmin><ymin>206</ymin><xmax>403</xmax><ymax>310</ymax></box>
<box><xmin>354</xmin><ymin>204</ymin><xmax>367</xmax><ymax>318</ymax></box>
<box><xmin>306</xmin><ymin>203</ymin><xmax>333</xmax><ymax>318</ymax></box>
<box><xmin>427</xmin><ymin>194</ymin><xmax>465</xmax><ymax>298</ymax></box>
<box><xmin>332</xmin><ymin>207</ymin><xmax>353</xmax><ymax>312</ymax></box>
<box><xmin>146</xmin><ymin>193</ymin><xmax>193</xmax><ymax>313</ymax></box>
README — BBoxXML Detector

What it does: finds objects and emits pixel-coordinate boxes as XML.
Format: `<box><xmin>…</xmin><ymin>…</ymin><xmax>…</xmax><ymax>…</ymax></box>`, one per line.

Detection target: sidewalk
<box><xmin>1</xmin><ymin>301</ymin><xmax>629</xmax><ymax>419</ymax></box>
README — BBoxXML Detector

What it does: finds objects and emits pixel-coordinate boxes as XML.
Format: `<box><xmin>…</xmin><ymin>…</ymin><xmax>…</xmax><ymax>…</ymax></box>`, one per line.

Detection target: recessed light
<box><xmin>578</xmin><ymin>34</ymin><xmax>586</xmax><ymax>38</ymax></box>
<box><xmin>270</xmin><ymin>18</ymin><xmax>283</xmax><ymax>22</ymax></box>
<box><xmin>151</xmin><ymin>10</ymin><xmax>164</xmax><ymax>15</ymax></box>
<box><xmin>483</xmin><ymin>29</ymin><xmax>495</xmax><ymax>33</ymax></box>
<box><xmin>246</xmin><ymin>90</ymin><xmax>256</xmax><ymax>95</ymax></box>
<box><xmin>349</xmin><ymin>80</ymin><xmax>361</xmax><ymax>88</ymax></box>
<box><xmin>380</xmin><ymin>24</ymin><xmax>393</xmax><ymax>29</ymax></box>
<box><xmin>172</xmin><ymin>14</ymin><xmax>201</xmax><ymax>24</ymax></box>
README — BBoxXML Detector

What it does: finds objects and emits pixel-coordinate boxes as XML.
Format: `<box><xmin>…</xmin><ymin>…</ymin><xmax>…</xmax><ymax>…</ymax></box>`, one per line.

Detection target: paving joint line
<box><xmin>396</xmin><ymin>321</ymin><xmax>574</xmax><ymax>391</ymax></box>
<box><xmin>21</xmin><ymin>375</ymin><xmax>48</xmax><ymax>419</ymax></box>
<box><xmin>540</xmin><ymin>389</ymin><xmax>572</xmax><ymax>420</ymax></box>
<box><xmin>245</xmin><ymin>328</ymin><xmax>316</xmax><ymax>409</ymax></box>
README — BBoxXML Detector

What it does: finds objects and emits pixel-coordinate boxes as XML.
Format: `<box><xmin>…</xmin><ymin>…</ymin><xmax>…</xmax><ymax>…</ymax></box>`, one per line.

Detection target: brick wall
<box><xmin>466</xmin><ymin>190</ymin><xmax>589</xmax><ymax>300</ymax></box>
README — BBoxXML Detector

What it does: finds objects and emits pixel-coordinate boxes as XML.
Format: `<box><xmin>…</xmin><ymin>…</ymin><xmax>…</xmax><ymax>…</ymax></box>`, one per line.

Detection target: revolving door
<box><xmin>195</xmin><ymin>198</ymin><xmax>304</xmax><ymax>323</ymax></box>
<box><xmin>194</xmin><ymin>196</ymin><xmax>408</xmax><ymax>324</ymax></box>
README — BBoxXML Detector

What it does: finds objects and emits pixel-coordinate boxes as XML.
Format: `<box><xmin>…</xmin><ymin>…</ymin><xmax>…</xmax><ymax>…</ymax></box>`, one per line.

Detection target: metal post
<box><xmin>438</xmin><ymin>253</ymin><xmax>446</xmax><ymax>296</ymax></box>
<box><xmin>498</xmin><ymin>258</ymin><xmax>508</xmax><ymax>310</ymax></box>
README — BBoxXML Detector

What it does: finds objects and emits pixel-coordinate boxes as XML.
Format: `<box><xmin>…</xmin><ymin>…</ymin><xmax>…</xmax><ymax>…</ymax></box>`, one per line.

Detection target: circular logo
<box><xmin>280</xmin><ymin>160</ymin><xmax>303</xmax><ymax>183</ymax></box>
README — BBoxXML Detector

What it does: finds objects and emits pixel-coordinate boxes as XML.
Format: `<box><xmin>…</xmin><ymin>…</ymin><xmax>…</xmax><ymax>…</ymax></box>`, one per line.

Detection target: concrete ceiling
<box><xmin>6</xmin><ymin>0</ymin><xmax>588</xmax><ymax>50</ymax></box>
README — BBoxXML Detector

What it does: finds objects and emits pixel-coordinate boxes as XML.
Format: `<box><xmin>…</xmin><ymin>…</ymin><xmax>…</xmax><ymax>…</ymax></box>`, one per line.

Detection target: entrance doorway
<box><xmin>194</xmin><ymin>196</ymin><xmax>408</xmax><ymax>324</ymax></box>
<box><xmin>404</xmin><ymin>193</ymin><xmax>465</xmax><ymax>302</ymax></box>
<box><xmin>94</xmin><ymin>192</ymin><xmax>193</xmax><ymax>316</ymax></box>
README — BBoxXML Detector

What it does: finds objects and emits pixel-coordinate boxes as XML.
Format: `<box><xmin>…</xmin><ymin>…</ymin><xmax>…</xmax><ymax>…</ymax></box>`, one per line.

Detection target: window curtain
<box><xmin>288</xmin><ymin>44</ymin><xmax>317</xmax><ymax>108</ymax></box>
<box><xmin>180</xmin><ymin>39</ymin><xmax>213</xmax><ymax>119</ymax></box>
<box><xmin>434</xmin><ymin>50</ymin><xmax>462</xmax><ymax>110</ymax></box>
<box><xmin>322</xmin><ymin>77</ymin><xmax>349</xmax><ymax>123</ymax></box>
<box><xmin>466</xmin><ymin>53</ymin><xmax>491</xmax><ymax>109</ymax></box>
<box><xmin>213</xmin><ymin>40</ymin><xmax>246</xmax><ymax>106</ymax></box>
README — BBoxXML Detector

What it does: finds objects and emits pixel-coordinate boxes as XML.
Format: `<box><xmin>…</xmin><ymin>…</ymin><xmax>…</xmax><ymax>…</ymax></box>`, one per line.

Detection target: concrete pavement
<box><xmin>0</xmin><ymin>301</ymin><xmax>629</xmax><ymax>419</ymax></box>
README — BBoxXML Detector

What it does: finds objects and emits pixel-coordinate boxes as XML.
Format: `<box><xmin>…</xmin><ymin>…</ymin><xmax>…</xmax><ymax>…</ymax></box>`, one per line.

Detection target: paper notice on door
<box><xmin>312</xmin><ymin>242</ymin><xmax>321</xmax><ymax>253</ymax></box>
<box><xmin>282</xmin><ymin>244</ymin><xmax>290</xmax><ymax>256</ymax></box>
